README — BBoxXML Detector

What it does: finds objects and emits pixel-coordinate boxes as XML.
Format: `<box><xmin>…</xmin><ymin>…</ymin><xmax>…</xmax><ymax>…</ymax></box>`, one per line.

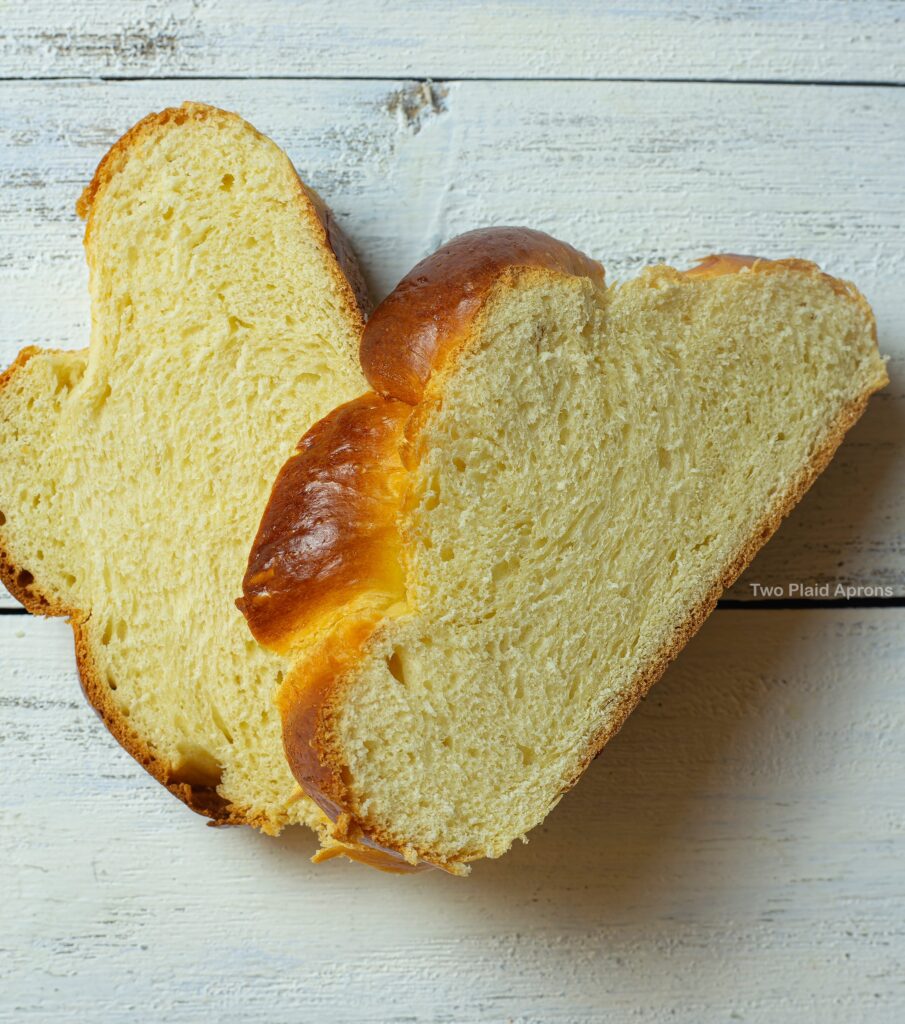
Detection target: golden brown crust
<box><xmin>1</xmin><ymin>102</ymin><xmax>369</xmax><ymax>833</ymax></box>
<box><xmin>299</xmin><ymin>181</ymin><xmax>372</xmax><ymax>319</ymax></box>
<box><xmin>278</xmin><ymin>618</ymin><xmax>431</xmax><ymax>873</ymax></box>
<box><xmin>242</xmin><ymin>397</ymin><xmax>435</xmax><ymax>870</ymax></box>
<box><xmin>77</xmin><ymin>102</ymin><xmax>367</xmax><ymax>337</ymax></box>
<box><xmin>244</xmin><ymin>233</ymin><xmax>887</xmax><ymax>871</ymax></box>
<box><xmin>311</xmin><ymin>840</ymin><xmax>432</xmax><ymax>873</ymax></box>
<box><xmin>240</xmin><ymin>394</ymin><xmax>410</xmax><ymax>652</ymax></box>
<box><xmin>360</xmin><ymin>227</ymin><xmax>605</xmax><ymax>404</ymax></box>
<box><xmin>684</xmin><ymin>253</ymin><xmax>764</xmax><ymax>278</ymax></box>
<box><xmin>683</xmin><ymin>252</ymin><xmax>870</xmax><ymax>307</ymax></box>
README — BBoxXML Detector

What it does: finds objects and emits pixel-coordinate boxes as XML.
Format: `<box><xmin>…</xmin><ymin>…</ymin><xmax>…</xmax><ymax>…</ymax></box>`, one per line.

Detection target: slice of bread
<box><xmin>242</xmin><ymin>228</ymin><xmax>888</xmax><ymax>873</ymax></box>
<box><xmin>0</xmin><ymin>103</ymin><xmax>369</xmax><ymax>835</ymax></box>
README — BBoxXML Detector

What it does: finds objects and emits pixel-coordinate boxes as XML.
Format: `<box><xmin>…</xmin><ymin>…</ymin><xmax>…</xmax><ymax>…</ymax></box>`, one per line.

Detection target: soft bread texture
<box><xmin>0</xmin><ymin>102</ymin><xmax>369</xmax><ymax>836</ymax></box>
<box><xmin>243</xmin><ymin>228</ymin><xmax>887</xmax><ymax>873</ymax></box>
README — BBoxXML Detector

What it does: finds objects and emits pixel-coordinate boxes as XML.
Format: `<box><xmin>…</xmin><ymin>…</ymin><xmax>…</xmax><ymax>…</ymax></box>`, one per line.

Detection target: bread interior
<box><xmin>0</xmin><ymin>110</ymin><xmax>364</xmax><ymax>829</ymax></box>
<box><xmin>333</xmin><ymin>264</ymin><xmax>885</xmax><ymax>862</ymax></box>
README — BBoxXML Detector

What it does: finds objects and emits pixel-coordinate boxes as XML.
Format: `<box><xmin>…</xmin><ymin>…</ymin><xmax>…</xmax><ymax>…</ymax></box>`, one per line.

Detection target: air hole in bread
<box><xmin>0</xmin><ymin>510</ymin><xmax>6</xmax><ymax>525</ymax></box>
<box><xmin>228</xmin><ymin>314</ymin><xmax>254</xmax><ymax>333</ymax></box>
<box><xmin>558</xmin><ymin>423</ymin><xmax>571</xmax><ymax>446</ymax></box>
<box><xmin>211</xmin><ymin>704</ymin><xmax>234</xmax><ymax>745</ymax></box>
<box><xmin>491</xmin><ymin>558</ymin><xmax>519</xmax><ymax>584</ymax></box>
<box><xmin>220</xmin><ymin>173</ymin><xmax>234</xmax><ymax>191</ymax></box>
<box><xmin>440</xmin><ymin>546</ymin><xmax>454</xmax><ymax>562</ymax></box>
<box><xmin>517</xmin><ymin>744</ymin><xmax>535</xmax><ymax>767</ymax></box>
<box><xmin>16</xmin><ymin>569</ymin><xmax>33</xmax><ymax>590</ymax></box>
<box><xmin>387</xmin><ymin>649</ymin><xmax>406</xmax><ymax>685</ymax></box>
<box><xmin>452</xmin><ymin>457</ymin><xmax>466</xmax><ymax>473</ymax></box>
<box><xmin>162</xmin><ymin>206</ymin><xmax>174</xmax><ymax>221</ymax></box>
<box><xmin>106</xmin><ymin>673</ymin><xmax>118</xmax><ymax>692</ymax></box>
<box><xmin>170</xmin><ymin>742</ymin><xmax>222</xmax><ymax>788</ymax></box>
<box><xmin>423</xmin><ymin>472</ymin><xmax>441</xmax><ymax>511</ymax></box>
<box><xmin>91</xmin><ymin>382</ymin><xmax>113</xmax><ymax>414</ymax></box>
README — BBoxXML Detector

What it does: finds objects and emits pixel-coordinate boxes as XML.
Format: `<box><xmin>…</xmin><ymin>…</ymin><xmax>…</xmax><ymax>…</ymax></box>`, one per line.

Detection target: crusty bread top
<box><xmin>242</xmin><ymin>228</ymin><xmax>605</xmax><ymax>651</ymax></box>
<box><xmin>360</xmin><ymin>227</ymin><xmax>605</xmax><ymax>404</ymax></box>
<box><xmin>77</xmin><ymin>102</ymin><xmax>369</xmax><ymax>323</ymax></box>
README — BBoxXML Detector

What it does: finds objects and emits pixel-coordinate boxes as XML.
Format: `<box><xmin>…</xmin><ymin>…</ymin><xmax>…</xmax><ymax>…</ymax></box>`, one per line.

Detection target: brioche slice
<box><xmin>242</xmin><ymin>228</ymin><xmax>887</xmax><ymax>873</ymax></box>
<box><xmin>0</xmin><ymin>103</ymin><xmax>370</xmax><ymax>836</ymax></box>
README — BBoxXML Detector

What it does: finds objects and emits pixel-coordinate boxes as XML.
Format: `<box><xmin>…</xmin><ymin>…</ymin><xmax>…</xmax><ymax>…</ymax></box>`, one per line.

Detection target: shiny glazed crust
<box><xmin>240</xmin><ymin>393</ymin><xmax>410</xmax><ymax>653</ymax></box>
<box><xmin>241</xmin><ymin>229</ymin><xmax>887</xmax><ymax>871</ymax></box>
<box><xmin>0</xmin><ymin>103</ymin><xmax>369</xmax><ymax>830</ymax></box>
<box><xmin>360</xmin><ymin>227</ymin><xmax>605</xmax><ymax>403</ymax></box>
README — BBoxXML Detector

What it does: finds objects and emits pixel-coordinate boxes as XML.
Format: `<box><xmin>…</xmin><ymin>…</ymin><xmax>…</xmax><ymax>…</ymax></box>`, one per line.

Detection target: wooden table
<box><xmin>2</xmin><ymin>4</ymin><xmax>903</xmax><ymax>1021</ymax></box>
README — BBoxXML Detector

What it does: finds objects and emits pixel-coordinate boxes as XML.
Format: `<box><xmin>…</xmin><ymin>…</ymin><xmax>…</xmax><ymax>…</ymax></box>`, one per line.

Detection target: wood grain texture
<box><xmin>1</xmin><ymin>1</ymin><xmax>904</xmax><ymax>82</ymax></box>
<box><xmin>3</xmin><ymin>8</ymin><xmax>903</xmax><ymax>1019</ymax></box>
<box><xmin>2</xmin><ymin>610</ymin><xmax>902</xmax><ymax>1022</ymax></box>
<box><xmin>0</xmin><ymin>79</ymin><xmax>902</xmax><ymax>606</ymax></box>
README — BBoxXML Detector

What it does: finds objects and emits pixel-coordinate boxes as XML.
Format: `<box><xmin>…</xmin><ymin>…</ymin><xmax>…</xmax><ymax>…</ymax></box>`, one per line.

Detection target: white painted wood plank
<box><xmin>2</xmin><ymin>611</ymin><xmax>903</xmax><ymax>1021</ymax></box>
<box><xmin>0</xmin><ymin>79</ymin><xmax>902</xmax><ymax>606</ymax></box>
<box><xmin>2</xmin><ymin>0</ymin><xmax>904</xmax><ymax>82</ymax></box>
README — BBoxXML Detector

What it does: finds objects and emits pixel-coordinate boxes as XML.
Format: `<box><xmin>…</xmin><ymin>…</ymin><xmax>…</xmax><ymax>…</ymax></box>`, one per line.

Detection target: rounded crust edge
<box><xmin>77</xmin><ymin>101</ymin><xmax>368</xmax><ymax>334</ymax></box>
<box><xmin>360</xmin><ymin>226</ymin><xmax>606</xmax><ymax>405</ymax></box>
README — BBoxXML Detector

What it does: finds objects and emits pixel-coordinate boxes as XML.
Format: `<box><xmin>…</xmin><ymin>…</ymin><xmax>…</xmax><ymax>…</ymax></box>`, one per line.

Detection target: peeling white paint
<box><xmin>0</xmin><ymin>1</ymin><xmax>903</xmax><ymax>81</ymax></box>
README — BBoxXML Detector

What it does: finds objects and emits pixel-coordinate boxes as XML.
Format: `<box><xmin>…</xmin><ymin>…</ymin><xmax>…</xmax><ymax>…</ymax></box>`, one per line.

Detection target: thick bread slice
<box><xmin>242</xmin><ymin>228</ymin><xmax>888</xmax><ymax>872</ymax></box>
<box><xmin>0</xmin><ymin>102</ymin><xmax>368</xmax><ymax>836</ymax></box>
